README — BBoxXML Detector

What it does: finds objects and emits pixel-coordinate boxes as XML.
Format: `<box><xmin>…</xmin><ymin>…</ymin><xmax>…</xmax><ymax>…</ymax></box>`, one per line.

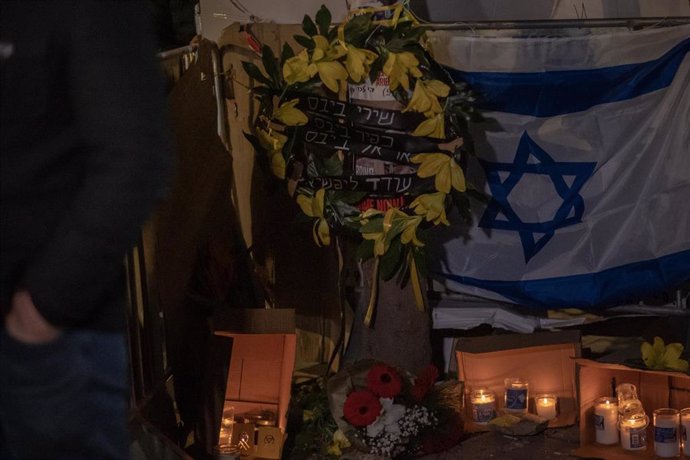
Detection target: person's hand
<box><xmin>5</xmin><ymin>290</ymin><xmax>61</xmax><ymax>344</ymax></box>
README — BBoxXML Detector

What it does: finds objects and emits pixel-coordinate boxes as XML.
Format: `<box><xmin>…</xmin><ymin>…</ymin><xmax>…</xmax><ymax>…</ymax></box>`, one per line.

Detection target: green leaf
<box><xmin>241</xmin><ymin>61</ymin><xmax>274</xmax><ymax>87</ymax></box>
<box><xmin>356</xmin><ymin>239</ymin><xmax>375</xmax><ymax>261</ymax></box>
<box><xmin>331</xmin><ymin>191</ymin><xmax>368</xmax><ymax>205</ymax></box>
<box><xmin>281</xmin><ymin>42</ymin><xmax>295</xmax><ymax>64</ymax></box>
<box><xmin>294</xmin><ymin>34</ymin><xmax>316</xmax><ymax>50</ymax></box>
<box><xmin>379</xmin><ymin>237</ymin><xmax>404</xmax><ymax>281</ymax></box>
<box><xmin>261</xmin><ymin>45</ymin><xmax>282</xmax><ymax>87</ymax></box>
<box><xmin>359</xmin><ymin>216</ymin><xmax>383</xmax><ymax>234</ymax></box>
<box><xmin>315</xmin><ymin>5</ymin><xmax>332</xmax><ymax>37</ymax></box>
<box><xmin>344</xmin><ymin>14</ymin><xmax>373</xmax><ymax>47</ymax></box>
<box><xmin>302</xmin><ymin>14</ymin><xmax>318</xmax><ymax>37</ymax></box>
<box><xmin>324</xmin><ymin>152</ymin><xmax>344</xmax><ymax>176</ymax></box>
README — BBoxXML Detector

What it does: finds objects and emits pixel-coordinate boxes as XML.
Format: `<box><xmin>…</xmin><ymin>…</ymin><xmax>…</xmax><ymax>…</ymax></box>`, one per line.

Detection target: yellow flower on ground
<box><xmin>410</xmin><ymin>192</ymin><xmax>449</xmax><ymax>225</ymax></box>
<box><xmin>411</xmin><ymin>153</ymin><xmax>466</xmax><ymax>194</ymax></box>
<box><xmin>411</xmin><ymin>112</ymin><xmax>445</xmax><ymax>139</ymax></box>
<box><xmin>641</xmin><ymin>336</ymin><xmax>689</xmax><ymax>372</ymax></box>
<box><xmin>382</xmin><ymin>51</ymin><xmax>422</xmax><ymax>91</ymax></box>
<box><xmin>257</xmin><ymin>127</ymin><xmax>287</xmax><ymax>152</ymax></box>
<box><xmin>327</xmin><ymin>429</ymin><xmax>351</xmax><ymax>457</ymax></box>
<box><xmin>282</xmin><ymin>49</ymin><xmax>316</xmax><ymax>85</ymax></box>
<box><xmin>273</xmin><ymin>99</ymin><xmax>308</xmax><ymax>126</ymax></box>
<box><xmin>341</xmin><ymin>43</ymin><xmax>377</xmax><ymax>83</ymax></box>
<box><xmin>270</xmin><ymin>152</ymin><xmax>286</xmax><ymax>179</ymax></box>
<box><xmin>296</xmin><ymin>188</ymin><xmax>331</xmax><ymax>246</ymax></box>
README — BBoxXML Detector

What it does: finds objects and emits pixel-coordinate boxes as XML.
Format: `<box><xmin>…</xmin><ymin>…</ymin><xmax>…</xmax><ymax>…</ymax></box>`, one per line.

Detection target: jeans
<box><xmin>0</xmin><ymin>329</ymin><xmax>128</xmax><ymax>460</ymax></box>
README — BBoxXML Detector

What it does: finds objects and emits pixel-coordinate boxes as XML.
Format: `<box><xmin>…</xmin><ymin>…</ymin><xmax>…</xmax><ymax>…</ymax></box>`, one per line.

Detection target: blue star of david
<box><xmin>479</xmin><ymin>132</ymin><xmax>596</xmax><ymax>262</ymax></box>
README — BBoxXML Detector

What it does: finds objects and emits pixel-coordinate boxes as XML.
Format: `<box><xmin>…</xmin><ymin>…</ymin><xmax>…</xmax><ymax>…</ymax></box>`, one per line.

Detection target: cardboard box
<box><xmin>573</xmin><ymin>358</ymin><xmax>690</xmax><ymax>459</ymax></box>
<box><xmin>214</xmin><ymin>308</ymin><xmax>296</xmax><ymax>458</ymax></box>
<box><xmin>455</xmin><ymin>330</ymin><xmax>581</xmax><ymax>431</ymax></box>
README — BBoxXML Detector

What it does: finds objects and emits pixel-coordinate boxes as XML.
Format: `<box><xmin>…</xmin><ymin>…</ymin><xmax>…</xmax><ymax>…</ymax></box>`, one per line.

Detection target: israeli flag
<box><xmin>428</xmin><ymin>25</ymin><xmax>690</xmax><ymax>309</ymax></box>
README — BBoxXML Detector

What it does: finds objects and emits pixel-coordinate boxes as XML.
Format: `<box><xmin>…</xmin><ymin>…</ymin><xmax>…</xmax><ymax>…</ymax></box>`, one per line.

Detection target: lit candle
<box><xmin>618</xmin><ymin>413</ymin><xmax>648</xmax><ymax>451</ymax></box>
<box><xmin>535</xmin><ymin>394</ymin><xmax>558</xmax><ymax>420</ymax></box>
<box><xmin>504</xmin><ymin>378</ymin><xmax>529</xmax><ymax>414</ymax></box>
<box><xmin>470</xmin><ymin>388</ymin><xmax>496</xmax><ymax>424</ymax></box>
<box><xmin>594</xmin><ymin>397</ymin><xmax>619</xmax><ymax>445</ymax></box>
<box><xmin>681</xmin><ymin>408</ymin><xmax>690</xmax><ymax>455</ymax></box>
<box><xmin>654</xmin><ymin>408</ymin><xmax>680</xmax><ymax>458</ymax></box>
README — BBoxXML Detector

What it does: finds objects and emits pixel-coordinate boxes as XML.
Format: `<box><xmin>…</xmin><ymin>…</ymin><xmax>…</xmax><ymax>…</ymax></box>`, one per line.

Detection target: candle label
<box><xmin>505</xmin><ymin>389</ymin><xmax>528</xmax><ymax>410</ymax></box>
<box><xmin>655</xmin><ymin>426</ymin><xmax>678</xmax><ymax>443</ymax></box>
<box><xmin>628</xmin><ymin>427</ymin><xmax>647</xmax><ymax>449</ymax></box>
<box><xmin>594</xmin><ymin>414</ymin><xmax>605</xmax><ymax>431</ymax></box>
<box><xmin>472</xmin><ymin>403</ymin><xmax>495</xmax><ymax>423</ymax></box>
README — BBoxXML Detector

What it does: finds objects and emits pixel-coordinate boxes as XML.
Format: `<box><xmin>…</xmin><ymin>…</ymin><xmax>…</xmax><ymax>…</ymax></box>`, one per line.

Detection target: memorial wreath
<box><xmin>243</xmin><ymin>3</ymin><xmax>482</xmax><ymax>323</ymax></box>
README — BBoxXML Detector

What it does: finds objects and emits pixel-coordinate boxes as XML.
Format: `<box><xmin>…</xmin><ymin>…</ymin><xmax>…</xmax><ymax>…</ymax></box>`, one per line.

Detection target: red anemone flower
<box><xmin>366</xmin><ymin>363</ymin><xmax>403</xmax><ymax>398</ymax></box>
<box><xmin>343</xmin><ymin>389</ymin><xmax>382</xmax><ymax>427</ymax></box>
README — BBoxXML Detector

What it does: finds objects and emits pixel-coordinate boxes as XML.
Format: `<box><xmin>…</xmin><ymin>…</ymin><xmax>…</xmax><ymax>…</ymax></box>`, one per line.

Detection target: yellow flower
<box><xmin>296</xmin><ymin>188</ymin><xmax>331</xmax><ymax>246</ymax></box>
<box><xmin>361</xmin><ymin>208</ymin><xmax>423</xmax><ymax>255</ymax></box>
<box><xmin>400</xmin><ymin>215</ymin><xmax>424</xmax><ymax>247</ymax></box>
<box><xmin>270</xmin><ymin>152</ymin><xmax>286</xmax><ymax>179</ymax></box>
<box><xmin>411</xmin><ymin>153</ymin><xmax>466</xmax><ymax>194</ymax></box>
<box><xmin>411</xmin><ymin>112</ymin><xmax>445</xmax><ymax>139</ymax></box>
<box><xmin>312</xmin><ymin>35</ymin><xmax>348</xmax><ymax>93</ymax></box>
<box><xmin>410</xmin><ymin>192</ymin><xmax>449</xmax><ymax>225</ymax></box>
<box><xmin>341</xmin><ymin>43</ymin><xmax>377</xmax><ymax>83</ymax></box>
<box><xmin>382</xmin><ymin>51</ymin><xmax>422</xmax><ymax>91</ymax></box>
<box><xmin>302</xmin><ymin>409</ymin><xmax>315</xmax><ymax>422</ymax></box>
<box><xmin>641</xmin><ymin>336</ymin><xmax>689</xmax><ymax>372</ymax></box>
<box><xmin>273</xmin><ymin>99</ymin><xmax>308</xmax><ymax>126</ymax></box>
<box><xmin>361</xmin><ymin>207</ymin><xmax>395</xmax><ymax>256</ymax></box>
<box><xmin>360</xmin><ymin>208</ymin><xmax>383</xmax><ymax>225</ymax></box>
<box><xmin>404</xmin><ymin>79</ymin><xmax>450</xmax><ymax>116</ymax></box>
<box><xmin>282</xmin><ymin>49</ymin><xmax>316</xmax><ymax>85</ymax></box>
<box><xmin>257</xmin><ymin>127</ymin><xmax>287</xmax><ymax>153</ymax></box>
<box><xmin>326</xmin><ymin>429</ymin><xmax>351</xmax><ymax>456</ymax></box>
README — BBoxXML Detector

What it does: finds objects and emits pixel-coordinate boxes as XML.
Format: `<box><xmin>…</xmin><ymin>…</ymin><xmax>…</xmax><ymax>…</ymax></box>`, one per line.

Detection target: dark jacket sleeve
<box><xmin>23</xmin><ymin>1</ymin><xmax>174</xmax><ymax>327</ymax></box>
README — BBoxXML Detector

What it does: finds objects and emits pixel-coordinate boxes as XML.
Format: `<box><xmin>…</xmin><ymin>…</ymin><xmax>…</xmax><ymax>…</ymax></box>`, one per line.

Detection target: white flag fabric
<box><xmin>427</xmin><ymin>25</ymin><xmax>690</xmax><ymax>309</ymax></box>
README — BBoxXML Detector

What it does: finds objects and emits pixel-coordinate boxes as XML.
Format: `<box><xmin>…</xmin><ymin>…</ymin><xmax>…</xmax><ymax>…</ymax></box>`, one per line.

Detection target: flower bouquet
<box><xmin>327</xmin><ymin>360</ymin><xmax>464</xmax><ymax>458</ymax></box>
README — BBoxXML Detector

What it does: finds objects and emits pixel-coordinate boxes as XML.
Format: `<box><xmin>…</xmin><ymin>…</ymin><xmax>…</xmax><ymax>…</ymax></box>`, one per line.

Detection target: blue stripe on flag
<box><xmin>446</xmin><ymin>38</ymin><xmax>690</xmax><ymax>117</ymax></box>
<box><xmin>437</xmin><ymin>250</ymin><xmax>690</xmax><ymax>309</ymax></box>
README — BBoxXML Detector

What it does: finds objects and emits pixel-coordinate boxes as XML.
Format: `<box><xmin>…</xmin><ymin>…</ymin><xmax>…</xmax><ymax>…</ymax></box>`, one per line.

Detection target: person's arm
<box><xmin>19</xmin><ymin>1</ymin><xmax>173</xmax><ymax>329</ymax></box>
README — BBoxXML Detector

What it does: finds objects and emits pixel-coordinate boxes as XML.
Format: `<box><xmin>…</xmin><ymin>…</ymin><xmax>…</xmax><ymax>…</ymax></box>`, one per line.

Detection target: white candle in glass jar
<box><xmin>618</xmin><ymin>413</ymin><xmax>648</xmax><ymax>451</ymax></box>
<box><xmin>654</xmin><ymin>408</ymin><xmax>680</xmax><ymax>458</ymax></box>
<box><xmin>681</xmin><ymin>408</ymin><xmax>690</xmax><ymax>455</ymax></box>
<box><xmin>535</xmin><ymin>394</ymin><xmax>558</xmax><ymax>420</ymax></box>
<box><xmin>594</xmin><ymin>397</ymin><xmax>619</xmax><ymax>445</ymax></box>
<box><xmin>470</xmin><ymin>388</ymin><xmax>496</xmax><ymax>423</ymax></box>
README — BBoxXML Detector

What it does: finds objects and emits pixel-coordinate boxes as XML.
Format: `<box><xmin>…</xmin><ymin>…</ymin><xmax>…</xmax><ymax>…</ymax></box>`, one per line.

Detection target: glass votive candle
<box><xmin>616</xmin><ymin>383</ymin><xmax>638</xmax><ymax>404</ymax></box>
<box><xmin>504</xmin><ymin>378</ymin><xmax>529</xmax><ymax>414</ymax></box>
<box><xmin>618</xmin><ymin>412</ymin><xmax>649</xmax><ymax>451</ymax></box>
<box><xmin>470</xmin><ymin>387</ymin><xmax>496</xmax><ymax>424</ymax></box>
<box><xmin>534</xmin><ymin>394</ymin><xmax>558</xmax><ymax>420</ymax></box>
<box><xmin>654</xmin><ymin>408</ymin><xmax>680</xmax><ymax>458</ymax></box>
<box><xmin>681</xmin><ymin>408</ymin><xmax>690</xmax><ymax>456</ymax></box>
<box><xmin>594</xmin><ymin>396</ymin><xmax>619</xmax><ymax>445</ymax></box>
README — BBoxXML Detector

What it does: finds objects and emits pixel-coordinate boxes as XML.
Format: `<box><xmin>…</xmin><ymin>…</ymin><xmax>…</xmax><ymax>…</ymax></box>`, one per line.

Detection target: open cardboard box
<box><xmin>455</xmin><ymin>330</ymin><xmax>581</xmax><ymax>432</ymax></box>
<box><xmin>214</xmin><ymin>308</ymin><xmax>296</xmax><ymax>458</ymax></box>
<box><xmin>573</xmin><ymin>358</ymin><xmax>690</xmax><ymax>459</ymax></box>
